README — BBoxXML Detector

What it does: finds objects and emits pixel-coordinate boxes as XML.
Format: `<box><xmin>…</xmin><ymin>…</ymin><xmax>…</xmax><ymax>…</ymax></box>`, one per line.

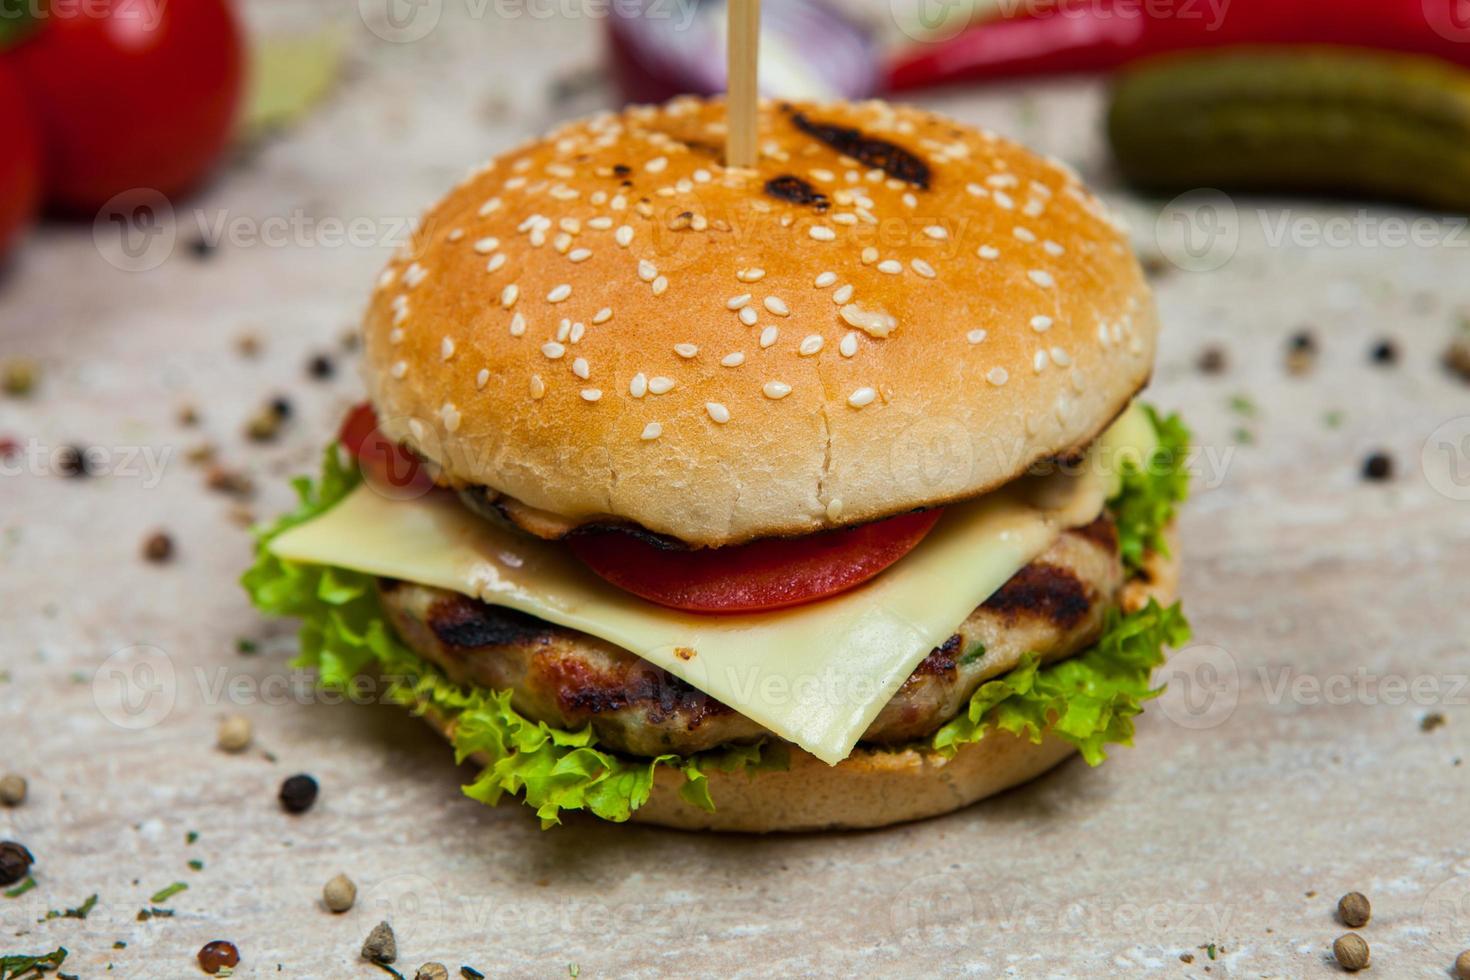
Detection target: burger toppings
<box><xmin>565</xmin><ymin>508</ymin><xmax>943</xmax><ymax>613</ymax></box>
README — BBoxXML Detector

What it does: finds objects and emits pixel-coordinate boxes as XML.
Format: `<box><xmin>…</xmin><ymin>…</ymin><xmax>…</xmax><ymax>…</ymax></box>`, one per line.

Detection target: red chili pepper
<box><xmin>887</xmin><ymin>0</ymin><xmax>1470</xmax><ymax>91</ymax></box>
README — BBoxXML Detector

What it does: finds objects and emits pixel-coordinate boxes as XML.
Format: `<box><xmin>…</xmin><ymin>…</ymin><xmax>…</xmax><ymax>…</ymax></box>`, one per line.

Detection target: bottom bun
<box><xmin>426</xmin><ymin>528</ymin><xmax>1179</xmax><ymax>833</ymax></box>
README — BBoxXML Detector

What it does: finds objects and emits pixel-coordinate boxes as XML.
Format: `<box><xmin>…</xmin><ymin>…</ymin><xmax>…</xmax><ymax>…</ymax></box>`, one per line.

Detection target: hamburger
<box><xmin>245</xmin><ymin>97</ymin><xmax>1191</xmax><ymax>832</ymax></box>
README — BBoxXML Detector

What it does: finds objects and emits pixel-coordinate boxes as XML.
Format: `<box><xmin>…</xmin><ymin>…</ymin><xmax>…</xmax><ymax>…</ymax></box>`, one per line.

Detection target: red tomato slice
<box><xmin>566</xmin><ymin>509</ymin><xmax>945</xmax><ymax>614</ymax></box>
<box><xmin>338</xmin><ymin>403</ymin><xmax>436</xmax><ymax>499</ymax></box>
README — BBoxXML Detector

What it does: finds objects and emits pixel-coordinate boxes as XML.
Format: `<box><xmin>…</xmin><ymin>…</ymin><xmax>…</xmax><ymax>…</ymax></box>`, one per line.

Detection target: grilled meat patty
<box><xmin>378</xmin><ymin>516</ymin><xmax>1124</xmax><ymax>758</ymax></box>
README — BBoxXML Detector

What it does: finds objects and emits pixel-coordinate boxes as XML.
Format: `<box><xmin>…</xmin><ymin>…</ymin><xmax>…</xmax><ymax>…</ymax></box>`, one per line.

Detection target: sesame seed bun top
<box><xmin>360</xmin><ymin>97</ymin><xmax>1159</xmax><ymax>547</ymax></box>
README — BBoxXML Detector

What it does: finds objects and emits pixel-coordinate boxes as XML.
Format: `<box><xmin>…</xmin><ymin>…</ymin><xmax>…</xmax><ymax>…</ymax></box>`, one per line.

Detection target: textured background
<box><xmin>4</xmin><ymin>2</ymin><xmax>1470</xmax><ymax>977</ymax></box>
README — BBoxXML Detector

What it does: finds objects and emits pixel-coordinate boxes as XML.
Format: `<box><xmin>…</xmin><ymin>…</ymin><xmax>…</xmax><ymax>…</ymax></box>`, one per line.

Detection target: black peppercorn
<box><xmin>56</xmin><ymin>445</ymin><xmax>92</xmax><ymax>478</ymax></box>
<box><xmin>1362</xmin><ymin>452</ymin><xmax>1393</xmax><ymax>482</ymax></box>
<box><xmin>1197</xmin><ymin>346</ymin><xmax>1227</xmax><ymax>375</ymax></box>
<box><xmin>269</xmin><ymin>396</ymin><xmax>293</xmax><ymax>419</ymax></box>
<box><xmin>0</xmin><ymin>841</ymin><xmax>34</xmax><ymax>886</ymax></box>
<box><xmin>307</xmin><ymin>354</ymin><xmax>335</xmax><ymax>380</ymax></box>
<box><xmin>1370</xmin><ymin>340</ymin><xmax>1398</xmax><ymax>365</ymax></box>
<box><xmin>279</xmin><ymin>774</ymin><xmax>318</xmax><ymax>814</ymax></box>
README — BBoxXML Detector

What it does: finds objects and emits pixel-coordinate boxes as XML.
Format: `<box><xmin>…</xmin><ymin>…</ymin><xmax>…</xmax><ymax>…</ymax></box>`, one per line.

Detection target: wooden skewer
<box><xmin>725</xmin><ymin>0</ymin><xmax>760</xmax><ymax>170</ymax></box>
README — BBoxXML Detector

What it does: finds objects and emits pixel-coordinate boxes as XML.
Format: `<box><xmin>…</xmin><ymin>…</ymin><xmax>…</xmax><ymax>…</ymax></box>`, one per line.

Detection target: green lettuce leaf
<box><xmin>1110</xmin><ymin>406</ymin><xmax>1192</xmax><ymax>572</ymax></box>
<box><xmin>244</xmin><ymin>403</ymin><xmax>1190</xmax><ymax>824</ymax></box>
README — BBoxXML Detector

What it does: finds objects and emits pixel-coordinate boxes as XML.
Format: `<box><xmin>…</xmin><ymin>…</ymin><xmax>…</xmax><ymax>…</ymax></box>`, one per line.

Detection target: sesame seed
<box><xmin>1050</xmin><ymin>347</ymin><xmax>1072</xmax><ymax>366</ymax></box>
<box><xmin>569</xmin><ymin>321</ymin><xmax>585</xmax><ymax>343</ymax></box>
<box><xmin>476</xmin><ymin>368</ymin><xmax>490</xmax><ymax>389</ymax></box>
<box><xmin>404</xmin><ymin>263</ymin><xmax>427</xmax><ymax>288</ymax></box>
<box><xmin>877</xmin><ymin>260</ymin><xmax>902</xmax><ymax>275</ymax></box>
<box><xmin>832</xmin><ymin>284</ymin><xmax>854</xmax><ymax>304</ymax></box>
<box><xmin>848</xmin><ymin>387</ymin><xmax>877</xmax><ymax>408</ymax></box>
<box><xmin>861</xmin><ymin>246</ymin><xmax>878</xmax><ymax>265</ymax></box>
<box><xmin>739</xmin><ymin>306</ymin><xmax>758</xmax><ymax>326</ymax></box>
<box><xmin>694</xmin><ymin>168</ymin><xmax>711</xmax><ymax>183</ymax></box>
<box><xmin>510</xmin><ymin>312</ymin><xmax>526</xmax><ymax>336</ymax></box>
<box><xmin>640</xmin><ymin>422</ymin><xmax>662</xmax><ymax>440</ymax></box>
<box><xmin>902</xmin><ymin>192</ymin><xmax>917</xmax><ymax>208</ymax></box>
<box><xmin>630</xmin><ymin>373</ymin><xmax>648</xmax><ymax>397</ymax></box>
<box><xmin>486</xmin><ymin>254</ymin><xmax>507</xmax><ymax>273</ymax></box>
<box><xmin>987</xmin><ymin>366</ymin><xmax>1009</xmax><ymax>386</ymax></box>
<box><xmin>447</xmin><ymin>228</ymin><xmax>464</xmax><ymax>242</ymax></box>
<box><xmin>911</xmin><ymin>259</ymin><xmax>936</xmax><ymax>279</ymax></box>
<box><xmin>809</xmin><ymin>226</ymin><xmax>836</xmax><ymax>241</ymax></box>
<box><xmin>826</xmin><ymin>498</ymin><xmax>844</xmax><ymax>520</ymax></box>
<box><xmin>615</xmin><ymin>225</ymin><xmax>633</xmax><ymax>247</ymax></box>
<box><xmin>674</xmin><ymin>343</ymin><xmax>698</xmax><ymax>359</ymax></box>
<box><xmin>721</xmin><ymin>352</ymin><xmax>745</xmax><ymax>367</ymax></box>
<box><xmin>1023</xmin><ymin>200</ymin><xmax>1045</xmax><ymax>218</ymax></box>
<box><xmin>556</xmin><ymin>319</ymin><xmax>571</xmax><ymax>342</ymax></box>
<box><xmin>1030</xmin><ymin>315</ymin><xmax>1053</xmax><ymax>332</ymax></box>
<box><xmin>389</xmin><ymin>327</ymin><xmax>404</xmax><ymax>344</ymax></box>
<box><xmin>637</xmin><ymin>260</ymin><xmax>657</xmax><ymax>282</ymax></box>
<box><xmin>592</xmin><ymin>307</ymin><xmax>612</xmax><ymax>324</ymax></box>
<box><xmin>814</xmin><ymin>271</ymin><xmax>838</xmax><ymax>288</ymax></box>
<box><xmin>473</xmin><ymin>237</ymin><xmax>500</xmax><ymax>254</ymax></box>
<box><xmin>839</xmin><ymin>332</ymin><xmax>858</xmax><ymax>357</ymax></box>
<box><xmin>377</xmin><ymin>268</ymin><xmax>396</xmax><ymax>288</ymax></box>
<box><xmin>441</xmin><ymin>403</ymin><xmax>461</xmax><ymax>432</ymax></box>
<box><xmin>764</xmin><ymin>296</ymin><xmax>790</xmax><ymax>316</ymax></box>
<box><xmin>568</xmin><ymin>248</ymin><xmax>592</xmax><ymax>263</ymax></box>
<box><xmin>408</xmin><ymin>418</ymin><xmax>426</xmax><ymax>442</ymax></box>
<box><xmin>1033</xmin><ymin>349</ymin><xmax>1050</xmax><ymax>372</ymax></box>
<box><xmin>763</xmin><ymin>381</ymin><xmax>792</xmax><ymax>399</ymax></box>
<box><xmin>1028</xmin><ymin>269</ymin><xmax>1055</xmax><ymax>288</ymax></box>
<box><xmin>1043</xmin><ymin>240</ymin><xmax>1065</xmax><ymax>256</ymax></box>
<box><xmin>390</xmin><ymin>360</ymin><xmax>407</xmax><ymax>379</ymax></box>
<box><xmin>501</xmin><ymin>284</ymin><xmax>519</xmax><ymax>307</ymax></box>
<box><xmin>966</xmin><ymin>182</ymin><xmax>989</xmax><ymax>197</ymax></box>
<box><xmin>978</xmin><ymin>245</ymin><xmax>1000</xmax><ymax>260</ymax></box>
<box><xmin>541</xmin><ymin>342</ymin><xmax>566</xmax><ymax>359</ymax></box>
<box><xmin>923</xmin><ymin>225</ymin><xmax>948</xmax><ymax>240</ymax></box>
<box><xmin>798</xmin><ymin>334</ymin><xmax>824</xmax><ymax>356</ymax></box>
<box><xmin>588</xmin><ymin>216</ymin><xmax>613</xmax><ymax>230</ymax></box>
<box><xmin>727</xmin><ymin>294</ymin><xmax>751</xmax><ymax>310</ymax></box>
<box><xmin>648</xmin><ymin>376</ymin><xmax>674</xmax><ymax>395</ymax></box>
<box><xmin>967</xmin><ymin>329</ymin><xmax>987</xmax><ymax>345</ymax></box>
<box><xmin>441</xmin><ymin>337</ymin><xmax>455</xmax><ymax>360</ymax></box>
<box><xmin>478</xmin><ymin>197</ymin><xmax>502</xmax><ymax>216</ymax></box>
<box><xmin>645</xmin><ymin>156</ymin><xmax>668</xmax><ymax>173</ymax></box>
<box><xmin>651</xmin><ymin>276</ymin><xmax>668</xmax><ymax>296</ymax></box>
<box><xmin>738</xmin><ymin>267</ymin><xmax>766</xmax><ymax>282</ymax></box>
<box><xmin>1013</xmin><ymin>227</ymin><xmax>1036</xmax><ymax>243</ymax></box>
<box><xmin>572</xmin><ymin>357</ymin><xmax>590</xmax><ymax>379</ymax></box>
<box><xmin>581</xmin><ymin>388</ymin><xmax>602</xmax><ymax>402</ymax></box>
<box><xmin>994</xmin><ymin>190</ymin><xmax>1015</xmax><ymax>210</ymax></box>
<box><xmin>839</xmin><ymin>303</ymin><xmax>897</xmax><ymax>338</ymax></box>
<box><xmin>530</xmin><ymin>374</ymin><xmax>546</xmax><ymax>399</ymax></box>
<box><xmin>832</xmin><ymin>212</ymin><xmax>857</xmax><ymax>226</ymax></box>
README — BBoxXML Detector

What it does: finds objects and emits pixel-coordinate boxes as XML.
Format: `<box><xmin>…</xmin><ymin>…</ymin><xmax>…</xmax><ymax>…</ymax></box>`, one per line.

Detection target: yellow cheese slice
<box><xmin>270</xmin><ymin>404</ymin><xmax>1154</xmax><ymax>765</ymax></box>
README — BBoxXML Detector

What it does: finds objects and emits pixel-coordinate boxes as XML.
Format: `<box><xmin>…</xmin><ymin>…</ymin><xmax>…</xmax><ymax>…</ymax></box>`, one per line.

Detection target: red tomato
<box><xmin>567</xmin><ymin>509</ymin><xmax>945</xmax><ymax>614</ymax></box>
<box><xmin>0</xmin><ymin>60</ymin><xmax>41</xmax><ymax>260</ymax></box>
<box><xmin>7</xmin><ymin>0</ymin><xmax>243</xmax><ymax>214</ymax></box>
<box><xmin>338</xmin><ymin>403</ymin><xmax>436</xmax><ymax>499</ymax></box>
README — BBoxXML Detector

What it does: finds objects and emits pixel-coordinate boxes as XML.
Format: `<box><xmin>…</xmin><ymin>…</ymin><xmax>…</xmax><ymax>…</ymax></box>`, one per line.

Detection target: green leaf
<box><xmin>0</xmin><ymin>947</ymin><xmax>67</xmax><ymax>980</ymax></box>
<box><xmin>148</xmin><ymin>882</ymin><xmax>187</xmax><ymax>904</ymax></box>
<box><xmin>932</xmin><ymin>598</ymin><xmax>1191</xmax><ymax>765</ymax></box>
<box><xmin>1109</xmin><ymin>405</ymin><xmax>1191</xmax><ymax>573</ymax></box>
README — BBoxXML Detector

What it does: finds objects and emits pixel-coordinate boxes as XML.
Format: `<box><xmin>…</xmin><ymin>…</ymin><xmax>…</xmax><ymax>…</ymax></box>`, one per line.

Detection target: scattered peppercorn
<box><xmin>323</xmin><ymin>874</ymin><xmax>357</xmax><ymax>913</ymax></box>
<box><xmin>177</xmin><ymin>404</ymin><xmax>200</xmax><ymax>427</ymax></box>
<box><xmin>270</xmin><ymin>396</ymin><xmax>293</xmax><ymax>419</ymax></box>
<box><xmin>187</xmin><ymin>236</ymin><xmax>216</xmax><ymax>260</ymax></box>
<box><xmin>279</xmin><ymin>774</ymin><xmax>318</xmax><ymax>814</ymax></box>
<box><xmin>1370</xmin><ymin>339</ymin><xmax>1398</xmax><ymax>365</ymax></box>
<box><xmin>217</xmin><ymin>715</ymin><xmax>252</xmax><ymax>754</ymax></box>
<box><xmin>1362</xmin><ymin>452</ymin><xmax>1393</xmax><ymax>482</ymax></box>
<box><xmin>1456</xmin><ymin>949</ymin><xmax>1470</xmax><ymax>980</ymax></box>
<box><xmin>1286</xmin><ymin>330</ymin><xmax>1317</xmax><ymax>376</ymax></box>
<box><xmin>416</xmin><ymin>964</ymin><xmax>449</xmax><ymax>980</ymax></box>
<box><xmin>1422</xmin><ymin>712</ymin><xmax>1447</xmax><ymax>732</ymax></box>
<box><xmin>362</xmin><ymin>921</ymin><xmax>397</xmax><ymax>964</ymax></box>
<box><xmin>56</xmin><ymin>446</ymin><xmax>92</xmax><ymax>478</ymax></box>
<box><xmin>1</xmin><ymin>358</ymin><xmax>37</xmax><ymax>397</ymax></box>
<box><xmin>197</xmin><ymin>940</ymin><xmax>239</xmax><ymax>974</ymax></box>
<box><xmin>1140</xmin><ymin>252</ymin><xmax>1170</xmax><ymax>278</ymax></box>
<box><xmin>0</xmin><ymin>774</ymin><xmax>26</xmax><ymax>807</ymax></box>
<box><xmin>0</xmin><ymin>841</ymin><xmax>35</xmax><ymax>886</ymax></box>
<box><xmin>1179</xmin><ymin>953</ymin><xmax>1194</xmax><ymax>964</ymax></box>
<box><xmin>1447</xmin><ymin>332</ymin><xmax>1470</xmax><ymax>383</ymax></box>
<box><xmin>205</xmin><ymin>466</ymin><xmax>254</xmax><ymax>499</ymax></box>
<box><xmin>142</xmin><ymin>531</ymin><xmax>175</xmax><ymax>564</ymax></box>
<box><xmin>1338</xmin><ymin>892</ymin><xmax>1371</xmax><ymax>928</ymax></box>
<box><xmin>340</xmin><ymin>329</ymin><xmax>361</xmax><ymax>352</ymax></box>
<box><xmin>236</xmin><ymin>333</ymin><xmax>262</xmax><ymax>358</ymax></box>
<box><xmin>1196</xmin><ymin>346</ymin><xmax>1228</xmax><ymax>375</ymax></box>
<box><xmin>186</xmin><ymin>443</ymin><xmax>217</xmax><ymax>466</ymax></box>
<box><xmin>308</xmin><ymin>354</ymin><xmax>336</xmax><ymax>380</ymax></box>
<box><xmin>1333</xmin><ymin>933</ymin><xmax>1370</xmax><ymax>971</ymax></box>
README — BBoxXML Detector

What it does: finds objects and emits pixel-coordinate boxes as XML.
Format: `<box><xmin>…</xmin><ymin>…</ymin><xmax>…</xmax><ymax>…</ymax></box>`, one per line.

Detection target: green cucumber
<box><xmin>1108</xmin><ymin>46</ymin><xmax>1470</xmax><ymax>212</ymax></box>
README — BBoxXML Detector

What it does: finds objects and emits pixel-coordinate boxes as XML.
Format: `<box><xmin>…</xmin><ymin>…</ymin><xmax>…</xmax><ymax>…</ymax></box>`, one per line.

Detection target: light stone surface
<box><xmin>3</xmin><ymin>3</ymin><xmax>1469</xmax><ymax>977</ymax></box>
